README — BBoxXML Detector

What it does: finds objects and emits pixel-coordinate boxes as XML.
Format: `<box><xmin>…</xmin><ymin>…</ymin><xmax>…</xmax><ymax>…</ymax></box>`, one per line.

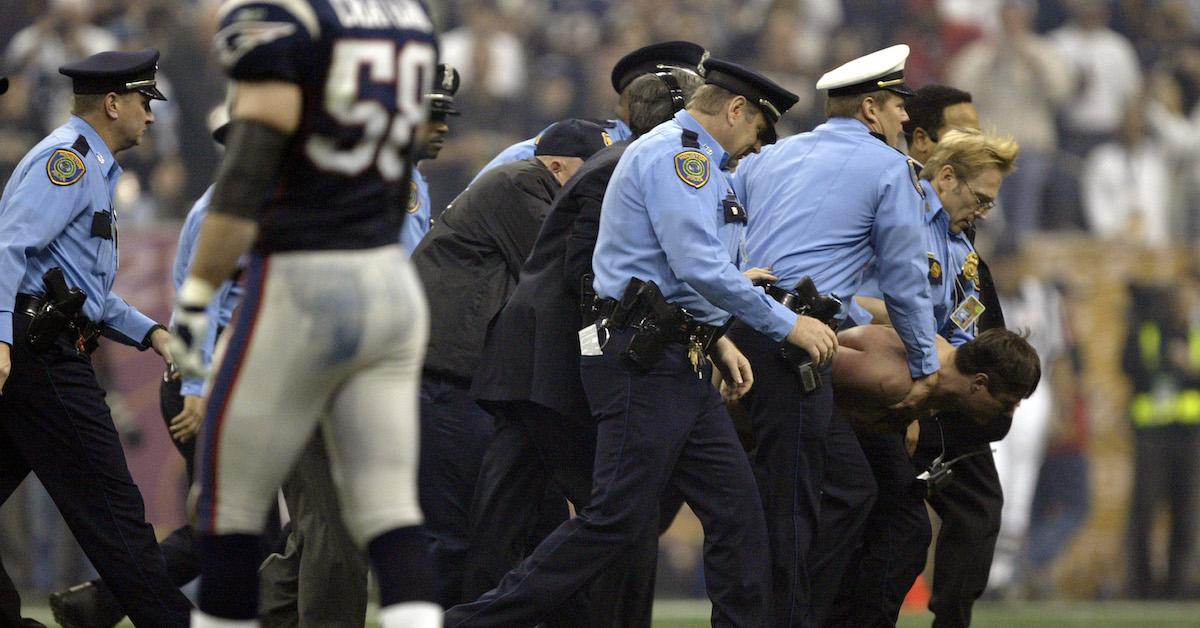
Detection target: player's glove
<box><xmin>169</xmin><ymin>277</ymin><xmax>215</xmax><ymax>379</ymax></box>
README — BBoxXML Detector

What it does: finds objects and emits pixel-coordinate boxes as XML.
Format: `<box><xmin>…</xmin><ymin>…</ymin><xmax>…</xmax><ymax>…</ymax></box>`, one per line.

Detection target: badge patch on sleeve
<box><xmin>675</xmin><ymin>150</ymin><xmax>709</xmax><ymax>189</ymax></box>
<box><xmin>47</xmin><ymin>149</ymin><xmax>86</xmax><ymax>186</ymax></box>
<box><xmin>907</xmin><ymin>159</ymin><xmax>924</xmax><ymax>198</ymax></box>
<box><xmin>407</xmin><ymin>180</ymin><xmax>421</xmax><ymax>214</ymax></box>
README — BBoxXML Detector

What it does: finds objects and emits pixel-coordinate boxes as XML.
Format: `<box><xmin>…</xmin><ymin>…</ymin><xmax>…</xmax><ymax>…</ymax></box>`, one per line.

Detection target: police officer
<box><xmin>832</xmin><ymin>125</ymin><xmax>1020</xmax><ymax>628</ymax></box>
<box><xmin>464</xmin><ymin>67</ymin><xmax>705</xmax><ymax>628</ymax></box>
<box><xmin>469</xmin><ymin>41</ymin><xmax>707</xmax><ymax>182</ymax></box>
<box><xmin>0</xmin><ymin>49</ymin><xmax>191</xmax><ymax>626</ymax></box>
<box><xmin>401</xmin><ymin>63</ymin><xmax>461</xmax><ymax>254</ymax></box>
<box><xmin>447</xmin><ymin>57</ymin><xmax>817</xmax><ymax>627</ymax></box>
<box><xmin>731</xmin><ymin>44</ymin><xmax>939</xmax><ymax>627</ymax></box>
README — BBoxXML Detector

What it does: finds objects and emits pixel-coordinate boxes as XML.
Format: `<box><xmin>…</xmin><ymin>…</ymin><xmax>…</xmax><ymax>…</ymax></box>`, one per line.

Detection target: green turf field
<box><xmin>19</xmin><ymin>600</ymin><xmax>1200</xmax><ymax>627</ymax></box>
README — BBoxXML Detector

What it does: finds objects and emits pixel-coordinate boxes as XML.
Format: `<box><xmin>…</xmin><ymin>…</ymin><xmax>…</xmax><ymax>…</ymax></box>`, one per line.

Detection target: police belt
<box><xmin>595</xmin><ymin>297</ymin><xmax>725</xmax><ymax>352</ymax></box>
<box><xmin>16</xmin><ymin>292</ymin><xmax>101</xmax><ymax>352</ymax></box>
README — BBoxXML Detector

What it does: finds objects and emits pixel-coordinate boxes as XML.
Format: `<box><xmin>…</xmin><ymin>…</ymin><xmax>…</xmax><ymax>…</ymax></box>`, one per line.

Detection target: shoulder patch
<box><xmin>47</xmin><ymin>149</ymin><xmax>86</xmax><ymax>186</ymax></box>
<box><xmin>407</xmin><ymin>180</ymin><xmax>421</xmax><ymax>214</ymax></box>
<box><xmin>927</xmin><ymin>252</ymin><xmax>942</xmax><ymax>284</ymax></box>
<box><xmin>907</xmin><ymin>159</ymin><xmax>924</xmax><ymax>198</ymax></box>
<box><xmin>675</xmin><ymin>150</ymin><xmax>710</xmax><ymax>189</ymax></box>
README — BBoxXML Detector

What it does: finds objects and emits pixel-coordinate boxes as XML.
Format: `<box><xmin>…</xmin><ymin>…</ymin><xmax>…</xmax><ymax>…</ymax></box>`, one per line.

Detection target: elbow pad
<box><xmin>209</xmin><ymin>119</ymin><xmax>291</xmax><ymax>220</ymax></box>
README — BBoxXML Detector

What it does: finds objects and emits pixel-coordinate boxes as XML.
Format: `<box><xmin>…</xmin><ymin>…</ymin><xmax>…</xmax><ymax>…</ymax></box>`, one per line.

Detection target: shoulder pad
<box><xmin>681</xmin><ymin>129</ymin><xmax>700</xmax><ymax>148</ymax></box>
<box><xmin>675</xmin><ymin>149</ymin><xmax>710</xmax><ymax>189</ymax></box>
<box><xmin>46</xmin><ymin>148</ymin><xmax>86</xmax><ymax>186</ymax></box>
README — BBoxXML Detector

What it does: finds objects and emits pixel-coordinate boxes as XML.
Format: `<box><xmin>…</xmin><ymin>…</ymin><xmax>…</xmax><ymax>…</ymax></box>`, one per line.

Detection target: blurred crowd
<box><xmin>4</xmin><ymin>0</ymin><xmax>1200</xmax><ymax>604</ymax></box>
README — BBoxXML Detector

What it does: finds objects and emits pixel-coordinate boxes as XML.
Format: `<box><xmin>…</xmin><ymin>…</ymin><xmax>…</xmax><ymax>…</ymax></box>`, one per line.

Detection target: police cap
<box><xmin>59</xmin><ymin>48</ymin><xmax>167</xmax><ymax>101</ymax></box>
<box><xmin>816</xmin><ymin>44</ymin><xmax>915</xmax><ymax>98</ymax></box>
<box><xmin>700</xmin><ymin>58</ymin><xmax>799</xmax><ymax>125</ymax></box>
<box><xmin>428</xmin><ymin>63</ymin><xmax>461</xmax><ymax>116</ymax></box>
<box><xmin>534</xmin><ymin>119</ymin><xmax>612</xmax><ymax>160</ymax></box>
<box><xmin>610</xmin><ymin>41</ymin><xmax>707</xmax><ymax>94</ymax></box>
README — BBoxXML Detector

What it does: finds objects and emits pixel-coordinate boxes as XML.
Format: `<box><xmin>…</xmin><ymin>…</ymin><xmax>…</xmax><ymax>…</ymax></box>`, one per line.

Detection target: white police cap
<box><xmin>816</xmin><ymin>44</ymin><xmax>915</xmax><ymax>98</ymax></box>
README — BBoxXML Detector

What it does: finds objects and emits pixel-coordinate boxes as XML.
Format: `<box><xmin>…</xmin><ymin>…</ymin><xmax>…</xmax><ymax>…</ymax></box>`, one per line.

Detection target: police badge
<box><xmin>927</xmin><ymin>252</ymin><xmax>942</xmax><ymax>284</ymax></box>
<box><xmin>675</xmin><ymin>150</ymin><xmax>710</xmax><ymax>189</ymax></box>
<box><xmin>406</xmin><ymin>180</ymin><xmax>421</xmax><ymax>214</ymax></box>
<box><xmin>961</xmin><ymin>251</ymin><xmax>980</xmax><ymax>290</ymax></box>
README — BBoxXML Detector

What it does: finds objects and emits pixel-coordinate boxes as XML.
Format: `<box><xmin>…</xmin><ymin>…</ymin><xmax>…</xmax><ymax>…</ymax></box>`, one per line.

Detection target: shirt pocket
<box><xmin>89</xmin><ymin>210</ymin><xmax>116</xmax><ymax>277</ymax></box>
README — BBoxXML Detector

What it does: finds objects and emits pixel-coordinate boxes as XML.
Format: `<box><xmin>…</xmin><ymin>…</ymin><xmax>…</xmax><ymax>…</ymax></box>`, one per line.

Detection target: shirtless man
<box><xmin>832</xmin><ymin>325</ymin><xmax>1040</xmax><ymax>435</ymax></box>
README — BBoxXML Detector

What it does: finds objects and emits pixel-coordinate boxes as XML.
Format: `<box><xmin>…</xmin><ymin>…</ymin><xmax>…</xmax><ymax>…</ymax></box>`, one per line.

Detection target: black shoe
<box><xmin>20</xmin><ymin>620</ymin><xmax>47</xmax><ymax>628</ymax></box>
<box><xmin>48</xmin><ymin>580</ymin><xmax>125</xmax><ymax>628</ymax></box>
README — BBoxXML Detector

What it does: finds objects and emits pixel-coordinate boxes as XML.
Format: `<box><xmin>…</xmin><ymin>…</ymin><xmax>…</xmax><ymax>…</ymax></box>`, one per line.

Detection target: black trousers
<box><xmin>914</xmin><ymin>419</ymin><xmax>1003</xmax><ymax>628</ymax></box>
<box><xmin>727</xmin><ymin>323</ymin><xmax>876</xmax><ymax>628</ymax></box>
<box><xmin>446</xmin><ymin>331</ymin><xmax>770</xmax><ymax>627</ymax></box>
<box><xmin>0</xmin><ymin>557</ymin><xmax>21</xmax><ymax>627</ymax></box>
<box><xmin>463</xmin><ymin>399</ymin><xmax>672</xmax><ymax>627</ymax></box>
<box><xmin>1127</xmin><ymin>423</ymin><xmax>1199</xmax><ymax>599</ymax></box>
<box><xmin>0</xmin><ymin>313</ymin><xmax>191</xmax><ymax>626</ymax></box>
<box><xmin>827</xmin><ymin>432</ymin><xmax>930</xmax><ymax>628</ymax></box>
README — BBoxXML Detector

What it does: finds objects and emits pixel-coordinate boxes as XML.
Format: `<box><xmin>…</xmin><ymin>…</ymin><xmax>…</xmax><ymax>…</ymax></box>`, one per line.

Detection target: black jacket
<box><xmin>470</xmin><ymin>142</ymin><xmax>627</xmax><ymax>417</ymax></box>
<box><xmin>413</xmin><ymin>157</ymin><xmax>561</xmax><ymax>381</ymax></box>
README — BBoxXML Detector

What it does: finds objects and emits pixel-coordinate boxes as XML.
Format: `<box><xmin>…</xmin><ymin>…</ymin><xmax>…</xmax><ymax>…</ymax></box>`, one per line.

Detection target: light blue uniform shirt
<box><xmin>735</xmin><ymin>117</ymin><xmax>939</xmax><ymax>377</ymax></box>
<box><xmin>0</xmin><ymin>116</ymin><xmax>156</xmax><ymax>346</ymax></box>
<box><xmin>399</xmin><ymin>167</ymin><xmax>431</xmax><ymax>255</ymax></box>
<box><xmin>592</xmin><ymin>110</ymin><xmax>796</xmax><ymax>340</ymax></box>
<box><xmin>471</xmin><ymin>119</ymin><xmax>633</xmax><ymax>184</ymax></box>
<box><xmin>169</xmin><ymin>186</ymin><xmax>244</xmax><ymax>397</ymax></box>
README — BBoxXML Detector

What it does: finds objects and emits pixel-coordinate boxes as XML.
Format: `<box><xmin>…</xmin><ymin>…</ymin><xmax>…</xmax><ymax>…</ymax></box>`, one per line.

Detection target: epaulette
<box><xmin>681</xmin><ymin>129</ymin><xmax>700</xmax><ymax>148</ymax></box>
<box><xmin>71</xmin><ymin>135</ymin><xmax>90</xmax><ymax>157</ymax></box>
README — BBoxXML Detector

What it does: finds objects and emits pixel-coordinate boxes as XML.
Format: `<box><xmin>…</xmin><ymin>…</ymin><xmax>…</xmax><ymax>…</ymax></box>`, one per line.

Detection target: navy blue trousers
<box><xmin>0</xmin><ymin>313</ymin><xmax>191</xmax><ymax>626</ymax></box>
<box><xmin>827</xmin><ymin>432</ymin><xmax>930</xmax><ymax>627</ymax></box>
<box><xmin>445</xmin><ymin>330</ymin><xmax>770</xmax><ymax>627</ymax></box>
<box><xmin>727</xmin><ymin>323</ymin><xmax>876</xmax><ymax>628</ymax></box>
<box><xmin>418</xmin><ymin>373</ymin><xmax>496</xmax><ymax>607</ymax></box>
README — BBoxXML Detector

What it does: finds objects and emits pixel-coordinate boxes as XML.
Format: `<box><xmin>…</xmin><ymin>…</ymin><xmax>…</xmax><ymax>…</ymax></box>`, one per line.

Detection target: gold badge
<box><xmin>601</xmin><ymin>131</ymin><xmax>613</xmax><ymax>146</ymax></box>
<box><xmin>47</xmin><ymin>149</ymin><xmax>86</xmax><ymax>186</ymax></box>
<box><xmin>961</xmin><ymin>251</ymin><xmax>980</xmax><ymax>289</ymax></box>
<box><xmin>406</xmin><ymin>180</ymin><xmax>421</xmax><ymax>214</ymax></box>
<box><xmin>675</xmin><ymin>150</ymin><xmax>709</xmax><ymax>189</ymax></box>
<box><xmin>927</xmin><ymin>252</ymin><xmax>942</xmax><ymax>283</ymax></box>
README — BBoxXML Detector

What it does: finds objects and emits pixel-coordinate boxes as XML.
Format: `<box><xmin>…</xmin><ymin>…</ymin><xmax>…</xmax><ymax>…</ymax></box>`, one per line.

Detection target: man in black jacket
<box><xmin>411</xmin><ymin>118</ymin><xmax>610</xmax><ymax>608</ymax></box>
<box><xmin>462</xmin><ymin>67</ymin><xmax>704</xmax><ymax>626</ymax></box>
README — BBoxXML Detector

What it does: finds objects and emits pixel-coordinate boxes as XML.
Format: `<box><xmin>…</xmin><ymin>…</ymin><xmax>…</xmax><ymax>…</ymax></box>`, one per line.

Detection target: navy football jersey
<box><xmin>215</xmin><ymin>0</ymin><xmax>437</xmax><ymax>252</ymax></box>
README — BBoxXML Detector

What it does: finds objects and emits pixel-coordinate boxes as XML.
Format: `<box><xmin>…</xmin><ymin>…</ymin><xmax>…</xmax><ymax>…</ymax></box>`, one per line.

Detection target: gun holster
<box><xmin>767</xmin><ymin>277</ymin><xmax>842</xmax><ymax>394</ymax></box>
<box><xmin>600</xmin><ymin>279</ymin><xmax>688</xmax><ymax>372</ymax></box>
<box><xmin>26</xmin><ymin>268</ymin><xmax>88</xmax><ymax>352</ymax></box>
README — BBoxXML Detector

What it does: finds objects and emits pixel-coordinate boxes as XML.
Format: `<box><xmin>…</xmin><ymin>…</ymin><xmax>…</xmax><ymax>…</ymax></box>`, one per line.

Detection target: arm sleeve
<box><xmin>0</xmin><ymin>150</ymin><xmax>89</xmax><ymax>345</ymax></box>
<box><xmin>562</xmin><ymin>175</ymin><xmax>605</xmax><ymax>297</ymax></box>
<box><xmin>872</xmin><ymin>162</ymin><xmax>940</xmax><ymax>377</ymax></box>
<box><xmin>642</xmin><ymin>153</ymin><xmax>796</xmax><ymax>340</ymax></box>
<box><xmin>99</xmin><ymin>292</ymin><xmax>158</xmax><ymax>347</ymax></box>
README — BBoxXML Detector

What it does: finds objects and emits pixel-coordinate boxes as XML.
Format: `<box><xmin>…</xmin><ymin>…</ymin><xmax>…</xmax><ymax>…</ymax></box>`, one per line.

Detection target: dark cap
<box><xmin>0</xmin><ymin>77</ymin><xmax>7</xmax><ymax>96</ymax></box>
<box><xmin>534</xmin><ymin>119</ymin><xmax>613</xmax><ymax>159</ymax></box>
<box><xmin>59</xmin><ymin>48</ymin><xmax>166</xmax><ymax>101</ymax></box>
<box><xmin>816</xmin><ymin>44</ymin><xmax>915</xmax><ymax>98</ymax></box>
<box><xmin>700</xmin><ymin>58</ymin><xmax>799</xmax><ymax>125</ymax></box>
<box><xmin>610</xmin><ymin>41</ymin><xmax>707</xmax><ymax>94</ymax></box>
<box><xmin>428</xmin><ymin>63</ymin><xmax>461</xmax><ymax>116</ymax></box>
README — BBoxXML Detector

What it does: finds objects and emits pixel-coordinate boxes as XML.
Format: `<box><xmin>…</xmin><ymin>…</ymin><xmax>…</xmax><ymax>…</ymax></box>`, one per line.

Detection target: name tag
<box><xmin>722</xmin><ymin>196</ymin><xmax>747</xmax><ymax>224</ymax></box>
<box><xmin>90</xmin><ymin>211</ymin><xmax>114</xmax><ymax>240</ymax></box>
<box><xmin>951</xmin><ymin>295</ymin><xmax>986</xmax><ymax>331</ymax></box>
<box><xmin>579</xmin><ymin>324</ymin><xmax>603</xmax><ymax>356</ymax></box>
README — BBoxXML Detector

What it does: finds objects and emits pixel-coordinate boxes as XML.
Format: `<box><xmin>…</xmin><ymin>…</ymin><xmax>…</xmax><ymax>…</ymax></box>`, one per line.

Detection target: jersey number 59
<box><xmin>307</xmin><ymin>39</ymin><xmax>435</xmax><ymax>182</ymax></box>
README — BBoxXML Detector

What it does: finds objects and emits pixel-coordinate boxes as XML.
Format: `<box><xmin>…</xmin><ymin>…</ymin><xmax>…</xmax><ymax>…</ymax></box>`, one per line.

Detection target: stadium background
<box><xmin>4</xmin><ymin>0</ymin><xmax>1200</xmax><ymax>624</ymax></box>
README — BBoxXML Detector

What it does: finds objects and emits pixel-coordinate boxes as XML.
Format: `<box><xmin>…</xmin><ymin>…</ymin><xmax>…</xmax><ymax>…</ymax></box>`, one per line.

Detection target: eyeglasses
<box><xmin>960</xmin><ymin>176</ymin><xmax>995</xmax><ymax>214</ymax></box>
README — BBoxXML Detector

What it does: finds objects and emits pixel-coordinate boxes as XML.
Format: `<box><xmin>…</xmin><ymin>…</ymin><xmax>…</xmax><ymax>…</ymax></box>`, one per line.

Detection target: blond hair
<box><xmin>920</xmin><ymin>128</ymin><xmax>1019</xmax><ymax>181</ymax></box>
